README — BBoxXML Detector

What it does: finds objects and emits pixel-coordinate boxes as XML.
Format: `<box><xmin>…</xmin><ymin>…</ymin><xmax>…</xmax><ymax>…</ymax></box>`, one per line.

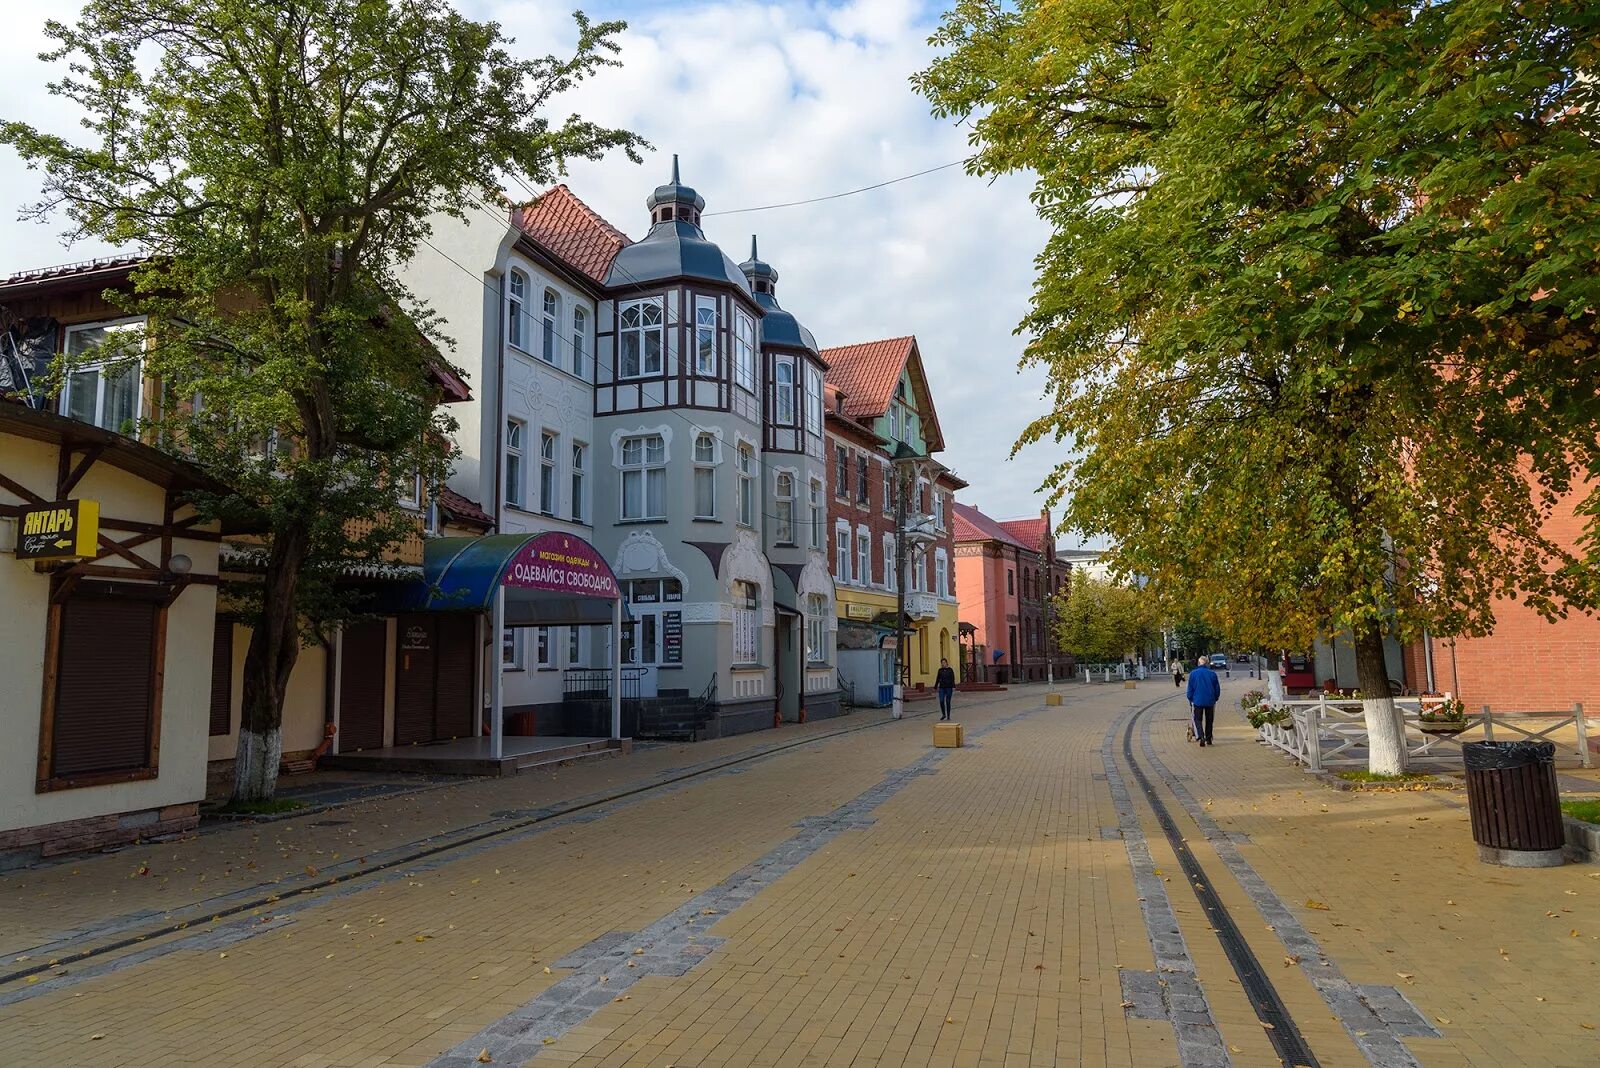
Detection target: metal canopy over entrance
<box><xmin>396</xmin><ymin>532</ymin><xmax>628</xmax><ymax>759</ymax></box>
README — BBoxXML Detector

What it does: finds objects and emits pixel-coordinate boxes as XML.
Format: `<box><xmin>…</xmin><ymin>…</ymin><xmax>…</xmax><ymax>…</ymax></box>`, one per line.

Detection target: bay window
<box><xmin>733</xmin><ymin>310</ymin><xmax>756</xmax><ymax>392</ymax></box>
<box><xmin>693</xmin><ymin>432</ymin><xmax>717</xmax><ymax>519</ymax></box>
<box><xmin>695</xmin><ymin>295</ymin><xmax>717</xmax><ymax>375</ymax></box>
<box><xmin>737</xmin><ymin>444</ymin><xmax>755</xmax><ymax>527</ymax></box>
<box><xmin>774</xmin><ymin>472</ymin><xmax>794</xmax><ymax>544</ymax></box>
<box><xmin>805</xmin><ymin>593</ymin><xmax>828</xmax><ymax>664</ymax></box>
<box><xmin>619</xmin><ymin>298</ymin><xmax>664</xmax><ymax>378</ymax></box>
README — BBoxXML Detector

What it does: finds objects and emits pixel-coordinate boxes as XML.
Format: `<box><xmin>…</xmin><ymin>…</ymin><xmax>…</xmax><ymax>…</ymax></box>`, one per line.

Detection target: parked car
<box><xmin>1208</xmin><ymin>653</ymin><xmax>1229</xmax><ymax>669</ymax></box>
<box><xmin>1235</xmin><ymin>653</ymin><xmax>1251</xmax><ymax>663</ymax></box>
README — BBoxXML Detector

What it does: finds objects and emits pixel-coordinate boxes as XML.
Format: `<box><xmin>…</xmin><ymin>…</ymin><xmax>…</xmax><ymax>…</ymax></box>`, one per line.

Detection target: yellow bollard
<box><xmin>1045</xmin><ymin>693</ymin><xmax>1063</xmax><ymax>706</ymax></box>
<box><xmin>933</xmin><ymin>722</ymin><xmax>964</xmax><ymax>748</ymax></box>
<box><xmin>1123</xmin><ymin>680</ymin><xmax>1137</xmax><ymax>689</ymax></box>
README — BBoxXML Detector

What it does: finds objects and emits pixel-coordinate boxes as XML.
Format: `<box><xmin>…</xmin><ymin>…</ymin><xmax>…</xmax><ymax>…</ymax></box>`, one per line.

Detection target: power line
<box><xmin>700</xmin><ymin>159</ymin><xmax>972</xmax><ymax>217</ymax></box>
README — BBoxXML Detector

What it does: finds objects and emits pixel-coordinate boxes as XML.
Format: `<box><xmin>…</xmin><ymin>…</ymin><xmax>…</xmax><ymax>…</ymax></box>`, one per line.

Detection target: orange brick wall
<box><xmin>1406</xmin><ymin>481</ymin><xmax>1600</xmax><ymax>714</ymax></box>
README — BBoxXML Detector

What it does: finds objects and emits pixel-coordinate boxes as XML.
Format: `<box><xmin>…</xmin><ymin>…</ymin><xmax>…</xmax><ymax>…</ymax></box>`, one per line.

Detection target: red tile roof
<box><xmin>952</xmin><ymin>502</ymin><xmax>1031</xmax><ymax>550</ymax></box>
<box><xmin>436</xmin><ymin>486</ymin><xmax>494</xmax><ymax>530</ymax></box>
<box><xmin>997</xmin><ymin>516</ymin><xmax>1049</xmax><ymax>550</ymax></box>
<box><xmin>512</xmin><ymin>185</ymin><xmax>631</xmax><ymax>287</ymax></box>
<box><xmin>820</xmin><ymin>337</ymin><xmax>915</xmax><ymax>421</ymax></box>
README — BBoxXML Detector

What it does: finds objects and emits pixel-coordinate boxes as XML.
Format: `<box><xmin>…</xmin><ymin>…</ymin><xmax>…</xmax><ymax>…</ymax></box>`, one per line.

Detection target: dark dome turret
<box><xmin>605</xmin><ymin>156</ymin><xmax>751</xmax><ymax>292</ymax></box>
<box><xmin>739</xmin><ymin>235</ymin><xmax>816</xmax><ymax>353</ymax></box>
<box><xmin>646</xmin><ymin>154</ymin><xmax>705</xmax><ymax>228</ymax></box>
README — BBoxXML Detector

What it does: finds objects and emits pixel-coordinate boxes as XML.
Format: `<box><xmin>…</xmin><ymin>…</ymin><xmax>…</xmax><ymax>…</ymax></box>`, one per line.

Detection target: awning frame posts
<box><xmin>611</xmin><ymin>597</ymin><xmax>623</xmax><ymax>741</ymax></box>
<box><xmin>492</xmin><ymin>585</ymin><xmax>506</xmax><ymax>760</ymax></box>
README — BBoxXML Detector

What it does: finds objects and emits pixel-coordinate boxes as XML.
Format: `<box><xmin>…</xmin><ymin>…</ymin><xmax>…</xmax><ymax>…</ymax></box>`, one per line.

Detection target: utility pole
<box><xmin>892</xmin><ymin>457</ymin><xmax>907</xmax><ymax>720</ymax></box>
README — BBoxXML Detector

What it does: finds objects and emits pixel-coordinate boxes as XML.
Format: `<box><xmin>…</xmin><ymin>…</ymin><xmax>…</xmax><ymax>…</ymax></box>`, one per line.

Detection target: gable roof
<box><xmin>997</xmin><ymin>516</ymin><xmax>1049</xmax><ymax>550</ymax></box>
<box><xmin>952</xmin><ymin>501</ymin><xmax>1031</xmax><ymax>551</ymax></box>
<box><xmin>511</xmin><ymin>185</ymin><xmax>631</xmax><ymax>288</ymax></box>
<box><xmin>820</xmin><ymin>336</ymin><xmax>944</xmax><ymax>452</ymax></box>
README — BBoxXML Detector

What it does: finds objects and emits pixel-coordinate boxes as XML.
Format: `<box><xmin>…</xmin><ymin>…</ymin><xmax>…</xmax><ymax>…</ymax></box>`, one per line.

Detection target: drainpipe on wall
<box><xmin>484</xmin><ymin>268</ymin><xmax>507</xmax><ymax>739</ymax></box>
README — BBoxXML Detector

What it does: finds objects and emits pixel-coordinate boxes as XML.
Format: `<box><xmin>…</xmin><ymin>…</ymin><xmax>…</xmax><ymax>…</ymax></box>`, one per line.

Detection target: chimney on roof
<box><xmin>646</xmin><ymin>153</ymin><xmax>706</xmax><ymax>229</ymax></box>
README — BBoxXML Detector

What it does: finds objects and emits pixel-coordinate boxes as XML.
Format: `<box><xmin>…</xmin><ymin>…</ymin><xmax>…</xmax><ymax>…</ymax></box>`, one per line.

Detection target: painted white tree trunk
<box><xmin>234</xmin><ymin>728</ymin><xmax>283</xmax><ymax>802</ymax></box>
<box><xmin>1361</xmin><ymin>697</ymin><xmax>1407</xmax><ymax>775</ymax></box>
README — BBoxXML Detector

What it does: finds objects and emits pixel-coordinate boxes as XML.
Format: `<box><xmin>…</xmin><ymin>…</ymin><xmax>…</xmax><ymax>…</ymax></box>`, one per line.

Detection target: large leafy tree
<box><xmin>4</xmin><ymin>0</ymin><xmax>645</xmax><ymax>799</ymax></box>
<box><xmin>1052</xmin><ymin>574</ymin><xmax>1158</xmax><ymax>664</ymax></box>
<box><xmin>917</xmin><ymin>0</ymin><xmax>1599</xmax><ymax>771</ymax></box>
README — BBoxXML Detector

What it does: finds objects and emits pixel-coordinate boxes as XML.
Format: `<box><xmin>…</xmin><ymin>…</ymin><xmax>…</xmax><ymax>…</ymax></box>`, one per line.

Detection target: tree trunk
<box><xmin>232</xmin><ymin>521</ymin><xmax>311</xmax><ymax>802</ymax></box>
<box><xmin>1354</xmin><ymin>622</ymin><xmax>1406</xmax><ymax>775</ymax></box>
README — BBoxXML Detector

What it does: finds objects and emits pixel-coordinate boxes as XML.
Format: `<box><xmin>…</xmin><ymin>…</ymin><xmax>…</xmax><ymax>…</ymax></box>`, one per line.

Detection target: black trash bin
<box><xmin>1463</xmin><ymin>741</ymin><xmax>1566</xmax><ymax>867</ymax></box>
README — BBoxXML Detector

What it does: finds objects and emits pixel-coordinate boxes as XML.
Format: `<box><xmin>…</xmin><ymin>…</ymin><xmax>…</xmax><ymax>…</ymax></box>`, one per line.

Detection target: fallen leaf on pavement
<box><xmin>1305</xmin><ymin>900</ymin><xmax>1330</xmax><ymax>911</ymax></box>
<box><xmin>475</xmin><ymin>1049</ymin><xmax>492</xmax><ymax>1063</ymax></box>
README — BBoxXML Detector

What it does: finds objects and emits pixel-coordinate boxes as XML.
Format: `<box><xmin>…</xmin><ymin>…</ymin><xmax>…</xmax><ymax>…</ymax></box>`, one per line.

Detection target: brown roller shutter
<box><xmin>433</xmin><ymin>615</ymin><xmax>477</xmax><ymax>739</ymax></box>
<box><xmin>209</xmin><ymin>619</ymin><xmax>233</xmax><ymax>736</ymax></box>
<box><xmin>53</xmin><ymin>594</ymin><xmax>158</xmax><ymax>777</ymax></box>
<box><xmin>393</xmin><ymin>615</ymin><xmax>436</xmax><ymax>745</ymax></box>
<box><xmin>338</xmin><ymin>620</ymin><xmax>387</xmax><ymax>751</ymax></box>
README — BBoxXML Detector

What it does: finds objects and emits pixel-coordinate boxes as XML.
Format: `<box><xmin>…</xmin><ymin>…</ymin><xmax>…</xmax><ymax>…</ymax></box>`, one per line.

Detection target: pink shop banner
<box><xmin>501</xmin><ymin>533</ymin><xmax>620</xmax><ymax>599</ymax></box>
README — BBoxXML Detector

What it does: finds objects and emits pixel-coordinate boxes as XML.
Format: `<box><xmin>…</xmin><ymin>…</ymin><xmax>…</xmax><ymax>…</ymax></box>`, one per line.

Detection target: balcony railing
<box><xmin>905</xmin><ymin>592</ymin><xmax>939</xmax><ymax>620</ymax></box>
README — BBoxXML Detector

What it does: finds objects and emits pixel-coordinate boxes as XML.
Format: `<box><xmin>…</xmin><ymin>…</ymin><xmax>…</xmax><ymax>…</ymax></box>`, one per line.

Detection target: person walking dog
<box><xmin>935</xmin><ymin>659</ymin><xmax>956</xmax><ymax>721</ymax></box>
<box><xmin>1186</xmin><ymin>654</ymin><xmax>1221</xmax><ymax>746</ymax></box>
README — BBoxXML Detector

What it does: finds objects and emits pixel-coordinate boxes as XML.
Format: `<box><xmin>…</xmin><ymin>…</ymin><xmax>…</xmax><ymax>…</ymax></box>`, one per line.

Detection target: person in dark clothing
<box><xmin>1186</xmin><ymin>655</ymin><xmax>1222</xmax><ymax>745</ymax></box>
<box><xmin>935</xmin><ymin>659</ymin><xmax>956</xmax><ymax>720</ymax></box>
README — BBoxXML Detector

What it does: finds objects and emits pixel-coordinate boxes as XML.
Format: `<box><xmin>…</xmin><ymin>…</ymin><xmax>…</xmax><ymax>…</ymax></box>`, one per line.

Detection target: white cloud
<box><xmin>0</xmin><ymin>0</ymin><xmax>1069</xmax><ymax>531</ymax></box>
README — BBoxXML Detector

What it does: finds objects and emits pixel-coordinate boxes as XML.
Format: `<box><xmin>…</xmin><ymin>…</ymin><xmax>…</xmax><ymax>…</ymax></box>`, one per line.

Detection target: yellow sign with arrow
<box><xmin>16</xmin><ymin>499</ymin><xmax>99</xmax><ymax>560</ymax></box>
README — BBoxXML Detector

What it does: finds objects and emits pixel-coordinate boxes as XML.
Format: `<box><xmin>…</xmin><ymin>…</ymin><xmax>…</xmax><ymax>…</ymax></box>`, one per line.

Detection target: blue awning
<box><xmin>381</xmin><ymin>532</ymin><xmax>628</xmax><ymax>627</ymax></box>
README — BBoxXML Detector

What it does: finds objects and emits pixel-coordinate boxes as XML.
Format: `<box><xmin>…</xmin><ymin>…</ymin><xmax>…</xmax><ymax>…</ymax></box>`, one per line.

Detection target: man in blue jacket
<box><xmin>1186</xmin><ymin>654</ymin><xmax>1222</xmax><ymax>746</ymax></box>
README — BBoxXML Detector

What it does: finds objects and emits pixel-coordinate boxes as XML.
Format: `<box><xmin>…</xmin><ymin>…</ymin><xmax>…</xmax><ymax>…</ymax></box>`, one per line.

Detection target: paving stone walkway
<box><xmin>2</xmin><ymin>681</ymin><xmax>1598</xmax><ymax>1066</ymax></box>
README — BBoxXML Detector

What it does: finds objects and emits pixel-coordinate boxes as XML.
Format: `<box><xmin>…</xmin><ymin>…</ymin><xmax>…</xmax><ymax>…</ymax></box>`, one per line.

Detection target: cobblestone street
<box><xmin>3</xmin><ymin>681</ymin><xmax>1598</xmax><ymax>1067</ymax></box>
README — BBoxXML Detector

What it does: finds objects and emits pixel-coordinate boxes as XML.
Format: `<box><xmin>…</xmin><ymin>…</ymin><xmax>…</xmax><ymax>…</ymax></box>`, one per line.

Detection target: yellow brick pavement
<box><xmin>3</xmin><ymin>681</ymin><xmax>1599</xmax><ymax>1066</ymax></box>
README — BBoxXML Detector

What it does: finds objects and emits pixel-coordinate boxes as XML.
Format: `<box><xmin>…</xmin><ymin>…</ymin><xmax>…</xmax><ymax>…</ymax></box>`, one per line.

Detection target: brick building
<box><xmin>953</xmin><ymin>503</ymin><xmax>1073</xmax><ymax>683</ymax></box>
<box><xmin>820</xmin><ymin>338</ymin><xmax>964</xmax><ymax>700</ymax></box>
<box><xmin>1400</xmin><ymin>482</ymin><xmax>1600</xmax><ymax>716</ymax></box>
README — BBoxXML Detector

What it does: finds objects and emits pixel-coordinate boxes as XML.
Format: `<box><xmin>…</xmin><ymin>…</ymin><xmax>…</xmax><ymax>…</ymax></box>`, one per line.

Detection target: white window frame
<box><xmin>733</xmin><ymin>309</ymin><xmax>756</xmax><ymax>392</ymax></box>
<box><xmin>693</xmin><ymin>432</ymin><xmax>718</xmax><ymax>519</ymax></box>
<box><xmin>541</xmin><ymin>288</ymin><xmax>560</xmax><ymax>366</ymax></box>
<box><xmin>505</xmin><ymin>418</ymin><xmax>526</xmax><ymax>508</ymax></box>
<box><xmin>567</xmin><ymin>626</ymin><xmax>581</xmax><ymax>666</ymax></box>
<box><xmin>539</xmin><ymin>430</ymin><xmax>559</xmax><ymax>517</ymax></box>
<box><xmin>508</xmin><ymin>271</ymin><xmax>528</xmax><ymax>351</ymax></box>
<box><xmin>736</xmin><ymin>444</ymin><xmax>755</xmax><ymax>528</ymax></box>
<box><xmin>572</xmin><ymin>306</ymin><xmax>588</xmax><ymax>379</ymax></box>
<box><xmin>835</xmin><ymin>523</ymin><xmax>851</xmax><ymax>584</ymax></box>
<box><xmin>733</xmin><ymin>580</ymin><xmax>760</xmax><ymax>665</ymax></box>
<box><xmin>804</xmin><ymin>364</ymin><xmax>822</xmax><ymax>437</ymax></box>
<box><xmin>60</xmin><ymin>319</ymin><xmax>145</xmax><ymax>433</ymax></box>
<box><xmin>805</xmin><ymin>593</ymin><xmax>828</xmax><ymax>665</ymax></box>
<box><xmin>570</xmin><ymin>441</ymin><xmax>587</xmax><ymax>522</ymax></box>
<box><xmin>882</xmin><ymin>465</ymin><xmax>894</xmax><ymax>515</ymax></box>
<box><xmin>618</xmin><ymin>297</ymin><xmax>664</xmax><ymax>378</ymax></box>
<box><xmin>774</xmin><ymin>471</ymin><xmax>795</xmax><ymax>544</ymax></box>
<box><xmin>856</xmin><ymin>524</ymin><xmax>870</xmax><ymax>586</ymax></box>
<box><xmin>935</xmin><ymin>548</ymin><xmax>949</xmax><ymax>598</ymax></box>
<box><xmin>535</xmin><ymin>626</ymin><xmax>554</xmax><ymax>668</ymax></box>
<box><xmin>502</xmin><ymin>628</ymin><xmax>524</xmax><ymax>670</ymax></box>
<box><xmin>619</xmin><ymin>433</ymin><xmax>666</xmax><ymax>520</ymax></box>
<box><xmin>809</xmin><ymin>478</ymin><xmax>823</xmax><ymax>548</ymax></box>
<box><xmin>775</xmin><ymin>357</ymin><xmax>795</xmax><ymax>424</ymax></box>
<box><xmin>694</xmin><ymin>295</ymin><xmax>717</xmax><ymax>376</ymax></box>
<box><xmin>884</xmin><ymin>533</ymin><xmax>897</xmax><ymax>592</ymax></box>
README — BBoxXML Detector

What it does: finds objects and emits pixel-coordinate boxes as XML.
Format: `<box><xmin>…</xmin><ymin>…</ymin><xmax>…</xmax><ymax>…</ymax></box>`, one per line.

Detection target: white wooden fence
<box><xmin>1254</xmin><ymin>694</ymin><xmax>1591</xmax><ymax>771</ymax></box>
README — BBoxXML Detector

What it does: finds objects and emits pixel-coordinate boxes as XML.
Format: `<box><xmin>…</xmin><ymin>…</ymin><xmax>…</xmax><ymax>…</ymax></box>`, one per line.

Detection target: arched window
<box><xmin>508</xmin><ymin>270</ymin><xmax>528</xmax><ymax>350</ymax></box>
<box><xmin>542</xmin><ymin>288</ymin><xmax>560</xmax><ymax>365</ymax></box>
<box><xmin>775</xmin><ymin>359</ymin><xmax>795</xmax><ymax>424</ymax></box>
<box><xmin>572</xmin><ymin>307</ymin><xmax>588</xmax><ymax>378</ymax></box>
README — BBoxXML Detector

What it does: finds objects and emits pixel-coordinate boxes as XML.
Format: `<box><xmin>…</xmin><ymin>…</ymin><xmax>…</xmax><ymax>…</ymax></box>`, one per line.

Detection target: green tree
<box><xmin>1052</xmin><ymin>575</ymin><xmax>1157</xmax><ymax>664</ymax></box>
<box><xmin>4</xmin><ymin>0</ymin><xmax>645</xmax><ymax>799</ymax></box>
<box><xmin>917</xmin><ymin>1</ymin><xmax>1599</xmax><ymax>772</ymax></box>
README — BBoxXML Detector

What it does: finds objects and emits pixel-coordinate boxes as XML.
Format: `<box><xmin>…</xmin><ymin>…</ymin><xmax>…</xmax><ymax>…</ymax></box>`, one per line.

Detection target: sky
<box><xmin>0</xmin><ymin>0</ymin><xmax>1080</xmax><ymax>535</ymax></box>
